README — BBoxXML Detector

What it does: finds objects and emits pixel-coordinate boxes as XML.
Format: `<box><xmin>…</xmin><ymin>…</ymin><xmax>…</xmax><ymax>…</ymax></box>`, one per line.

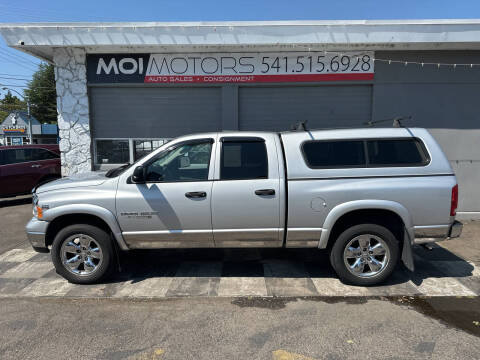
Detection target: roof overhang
<box><xmin>1</xmin><ymin>19</ymin><xmax>480</xmax><ymax>62</ymax></box>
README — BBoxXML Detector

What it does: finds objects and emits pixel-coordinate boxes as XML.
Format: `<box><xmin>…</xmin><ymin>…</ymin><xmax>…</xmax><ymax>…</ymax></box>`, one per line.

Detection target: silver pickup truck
<box><xmin>26</xmin><ymin>127</ymin><xmax>462</xmax><ymax>286</ymax></box>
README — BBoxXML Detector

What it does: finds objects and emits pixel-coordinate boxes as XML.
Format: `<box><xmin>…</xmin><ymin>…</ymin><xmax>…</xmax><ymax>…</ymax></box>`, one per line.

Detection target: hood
<box><xmin>35</xmin><ymin>171</ymin><xmax>107</xmax><ymax>194</ymax></box>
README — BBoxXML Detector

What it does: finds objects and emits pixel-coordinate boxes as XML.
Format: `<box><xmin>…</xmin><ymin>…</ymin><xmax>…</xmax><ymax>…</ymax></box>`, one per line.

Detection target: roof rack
<box><xmin>290</xmin><ymin>121</ymin><xmax>308</xmax><ymax>131</ymax></box>
<box><xmin>363</xmin><ymin>115</ymin><xmax>412</xmax><ymax>128</ymax></box>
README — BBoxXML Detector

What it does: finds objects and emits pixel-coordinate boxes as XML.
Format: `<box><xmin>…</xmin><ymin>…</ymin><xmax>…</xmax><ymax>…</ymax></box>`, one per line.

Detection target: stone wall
<box><xmin>53</xmin><ymin>48</ymin><xmax>91</xmax><ymax>176</ymax></box>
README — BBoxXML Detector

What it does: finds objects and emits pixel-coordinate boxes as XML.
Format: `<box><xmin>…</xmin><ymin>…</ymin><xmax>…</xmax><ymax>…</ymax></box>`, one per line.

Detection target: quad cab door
<box><xmin>116</xmin><ymin>136</ymin><xmax>217</xmax><ymax>248</ymax></box>
<box><xmin>211</xmin><ymin>134</ymin><xmax>284</xmax><ymax>247</ymax></box>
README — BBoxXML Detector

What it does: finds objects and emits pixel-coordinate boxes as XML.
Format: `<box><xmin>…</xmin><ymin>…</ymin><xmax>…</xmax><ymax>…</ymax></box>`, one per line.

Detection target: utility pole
<box><xmin>2</xmin><ymin>87</ymin><xmax>33</xmax><ymax>144</ymax></box>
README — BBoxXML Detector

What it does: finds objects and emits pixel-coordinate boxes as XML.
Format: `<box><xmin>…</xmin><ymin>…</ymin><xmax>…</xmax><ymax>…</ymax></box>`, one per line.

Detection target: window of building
<box><xmin>302</xmin><ymin>140</ymin><xmax>366</xmax><ymax>168</ymax></box>
<box><xmin>95</xmin><ymin>140</ymin><xmax>130</xmax><ymax>165</ymax></box>
<box><xmin>145</xmin><ymin>140</ymin><xmax>212</xmax><ymax>182</ymax></box>
<box><xmin>134</xmin><ymin>140</ymin><xmax>165</xmax><ymax>161</ymax></box>
<box><xmin>220</xmin><ymin>139</ymin><xmax>268</xmax><ymax>180</ymax></box>
<box><xmin>366</xmin><ymin>139</ymin><xmax>429</xmax><ymax>166</ymax></box>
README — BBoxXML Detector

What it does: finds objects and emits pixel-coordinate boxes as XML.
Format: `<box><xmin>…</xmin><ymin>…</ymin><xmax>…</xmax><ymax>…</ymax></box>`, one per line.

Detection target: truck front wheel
<box><xmin>51</xmin><ymin>224</ymin><xmax>115</xmax><ymax>284</ymax></box>
<box><xmin>329</xmin><ymin>224</ymin><xmax>399</xmax><ymax>286</ymax></box>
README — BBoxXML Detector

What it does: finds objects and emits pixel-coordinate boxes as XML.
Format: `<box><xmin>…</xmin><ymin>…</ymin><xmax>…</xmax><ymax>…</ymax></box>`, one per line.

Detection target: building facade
<box><xmin>1</xmin><ymin>111</ymin><xmax>58</xmax><ymax>145</ymax></box>
<box><xmin>0</xmin><ymin>20</ymin><xmax>479</xmax><ymax>218</ymax></box>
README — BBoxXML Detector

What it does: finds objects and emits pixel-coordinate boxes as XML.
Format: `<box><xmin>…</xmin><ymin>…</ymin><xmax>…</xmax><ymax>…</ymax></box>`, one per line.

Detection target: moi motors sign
<box><xmin>87</xmin><ymin>52</ymin><xmax>374</xmax><ymax>84</ymax></box>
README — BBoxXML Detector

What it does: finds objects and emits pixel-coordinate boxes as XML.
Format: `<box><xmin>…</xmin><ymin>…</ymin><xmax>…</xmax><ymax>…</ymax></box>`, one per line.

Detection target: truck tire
<box><xmin>51</xmin><ymin>224</ymin><xmax>115</xmax><ymax>284</ymax></box>
<box><xmin>329</xmin><ymin>224</ymin><xmax>399</xmax><ymax>286</ymax></box>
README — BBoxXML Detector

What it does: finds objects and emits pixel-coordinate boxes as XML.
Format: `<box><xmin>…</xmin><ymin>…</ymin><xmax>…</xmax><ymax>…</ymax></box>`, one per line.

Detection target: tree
<box><xmin>24</xmin><ymin>63</ymin><xmax>57</xmax><ymax>124</ymax></box>
<box><xmin>0</xmin><ymin>91</ymin><xmax>25</xmax><ymax>123</ymax></box>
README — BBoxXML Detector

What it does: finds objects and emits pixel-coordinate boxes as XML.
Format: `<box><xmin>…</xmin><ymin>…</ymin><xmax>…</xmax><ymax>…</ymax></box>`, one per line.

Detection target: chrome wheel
<box><xmin>343</xmin><ymin>234</ymin><xmax>390</xmax><ymax>278</ymax></box>
<box><xmin>60</xmin><ymin>234</ymin><xmax>103</xmax><ymax>276</ymax></box>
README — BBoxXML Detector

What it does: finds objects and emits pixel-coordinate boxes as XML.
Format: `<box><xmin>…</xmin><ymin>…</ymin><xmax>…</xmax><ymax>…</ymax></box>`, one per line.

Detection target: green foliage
<box><xmin>24</xmin><ymin>63</ymin><xmax>58</xmax><ymax>124</ymax></box>
<box><xmin>0</xmin><ymin>90</ymin><xmax>25</xmax><ymax>123</ymax></box>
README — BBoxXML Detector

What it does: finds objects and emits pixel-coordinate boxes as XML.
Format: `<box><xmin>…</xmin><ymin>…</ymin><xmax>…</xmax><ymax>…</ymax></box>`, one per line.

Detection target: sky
<box><xmin>0</xmin><ymin>0</ymin><xmax>479</xmax><ymax>99</ymax></box>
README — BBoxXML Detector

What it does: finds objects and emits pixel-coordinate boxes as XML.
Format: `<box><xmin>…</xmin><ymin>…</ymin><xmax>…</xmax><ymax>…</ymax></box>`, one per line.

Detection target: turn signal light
<box><xmin>450</xmin><ymin>184</ymin><xmax>458</xmax><ymax>216</ymax></box>
<box><xmin>35</xmin><ymin>206</ymin><xmax>43</xmax><ymax>219</ymax></box>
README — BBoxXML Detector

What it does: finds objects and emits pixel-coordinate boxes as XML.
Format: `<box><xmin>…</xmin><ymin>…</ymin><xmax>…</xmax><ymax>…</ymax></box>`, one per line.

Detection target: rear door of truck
<box><xmin>210</xmin><ymin>133</ymin><xmax>285</xmax><ymax>247</ymax></box>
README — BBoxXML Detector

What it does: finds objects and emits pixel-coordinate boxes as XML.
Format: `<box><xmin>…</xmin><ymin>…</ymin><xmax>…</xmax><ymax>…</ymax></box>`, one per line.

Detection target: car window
<box><xmin>30</xmin><ymin>148</ymin><xmax>60</xmax><ymax>161</ymax></box>
<box><xmin>366</xmin><ymin>139</ymin><xmax>429</xmax><ymax>166</ymax></box>
<box><xmin>302</xmin><ymin>140</ymin><xmax>366</xmax><ymax>168</ymax></box>
<box><xmin>2</xmin><ymin>148</ymin><xmax>34</xmax><ymax>165</ymax></box>
<box><xmin>145</xmin><ymin>140</ymin><xmax>213</xmax><ymax>182</ymax></box>
<box><xmin>220</xmin><ymin>139</ymin><xmax>268</xmax><ymax>180</ymax></box>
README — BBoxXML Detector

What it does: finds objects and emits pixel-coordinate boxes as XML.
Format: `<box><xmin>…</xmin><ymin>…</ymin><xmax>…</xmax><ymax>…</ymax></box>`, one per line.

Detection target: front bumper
<box><xmin>413</xmin><ymin>220</ymin><xmax>463</xmax><ymax>245</ymax></box>
<box><xmin>26</xmin><ymin>217</ymin><xmax>49</xmax><ymax>252</ymax></box>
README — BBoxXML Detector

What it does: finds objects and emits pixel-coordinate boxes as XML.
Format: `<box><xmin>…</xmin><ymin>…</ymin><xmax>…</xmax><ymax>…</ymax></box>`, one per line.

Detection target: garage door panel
<box><xmin>239</xmin><ymin>85</ymin><xmax>372</xmax><ymax>131</ymax></box>
<box><xmin>90</xmin><ymin>87</ymin><xmax>222</xmax><ymax>138</ymax></box>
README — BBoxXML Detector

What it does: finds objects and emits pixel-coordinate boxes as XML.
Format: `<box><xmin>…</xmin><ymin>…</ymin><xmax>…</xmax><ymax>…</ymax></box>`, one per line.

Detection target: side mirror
<box><xmin>131</xmin><ymin>165</ymin><xmax>146</xmax><ymax>184</ymax></box>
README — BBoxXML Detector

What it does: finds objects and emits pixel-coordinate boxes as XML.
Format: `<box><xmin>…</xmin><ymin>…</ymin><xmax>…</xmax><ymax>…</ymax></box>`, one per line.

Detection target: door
<box><xmin>116</xmin><ymin>137</ymin><xmax>216</xmax><ymax>248</ymax></box>
<box><xmin>211</xmin><ymin>135</ymin><xmax>283</xmax><ymax>247</ymax></box>
<box><xmin>239</xmin><ymin>85</ymin><xmax>372</xmax><ymax>131</ymax></box>
<box><xmin>0</xmin><ymin>148</ymin><xmax>38</xmax><ymax>196</ymax></box>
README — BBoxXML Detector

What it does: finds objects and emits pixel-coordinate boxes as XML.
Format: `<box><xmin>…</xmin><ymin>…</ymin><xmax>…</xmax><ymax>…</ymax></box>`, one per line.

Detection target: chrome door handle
<box><xmin>31</xmin><ymin>164</ymin><xmax>41</xmax><ymax>168</ymax></box>
<box><xmin>185</xmin><ymin>191</ymin><xmax>207</xmax><ymax>198</ymax></box>
<box><xmin>255</xmin><ymin>189</ymin><xmax>275</xmax><ymax>196</ymax></box>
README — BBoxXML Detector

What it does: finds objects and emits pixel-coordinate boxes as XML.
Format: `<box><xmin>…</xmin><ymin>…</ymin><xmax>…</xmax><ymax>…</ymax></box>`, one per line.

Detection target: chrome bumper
<box><xmin>26</xmin><ymin>217</ymin><xmax>49</xmax><ymax>252</ymax></box>
<box><xmin>413</xmin><ymin>221</ymin><xmax>463</xmax><ymax>245</ymax></box>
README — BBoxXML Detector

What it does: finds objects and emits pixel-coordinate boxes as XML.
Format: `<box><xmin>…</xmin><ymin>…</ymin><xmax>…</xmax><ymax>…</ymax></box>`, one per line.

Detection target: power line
<box><xmin>0</xmin><ymin>54</ymin><xmax>37</xmax><ymax>72</ymax></box>
<box><xmin>0</xmin><ymin>48</ymin><xmax>39</xmax><ymax>67</ymax></box>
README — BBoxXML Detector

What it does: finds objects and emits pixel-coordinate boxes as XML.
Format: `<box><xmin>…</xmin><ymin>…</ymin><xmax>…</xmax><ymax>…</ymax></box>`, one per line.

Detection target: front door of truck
<box><xmin>116</xmin><ymin>137</ymin><xmax>216</xmax><ymax>248</ymax></box>
<box><xmin>211</xmin><ymin>135</ymin><xmax>283</xmax><ymax>247</ymax></box>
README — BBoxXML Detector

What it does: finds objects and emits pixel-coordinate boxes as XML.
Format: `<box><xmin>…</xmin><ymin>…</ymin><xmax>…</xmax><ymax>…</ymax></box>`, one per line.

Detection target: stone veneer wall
<box><xmin>53</xmin><ymin>48</ymin><xmax>92</xmax><ymax>176</ymax></box>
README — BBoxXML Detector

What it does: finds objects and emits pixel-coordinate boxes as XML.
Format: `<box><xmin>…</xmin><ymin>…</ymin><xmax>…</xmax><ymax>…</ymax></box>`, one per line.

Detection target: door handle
<box><xmin>31</xmin><ymin>164</ymin><xmax>41</xmax><ymax>168</ymax></box>
<box><xmin>255</xmin><ymin>189</ymin><xmax>275</xmax><ymax>196</ymax></box>
<box><xmin>185</xmin><ymin>191</ymin><xmax>207</xmax><ymax>198</ymax></box>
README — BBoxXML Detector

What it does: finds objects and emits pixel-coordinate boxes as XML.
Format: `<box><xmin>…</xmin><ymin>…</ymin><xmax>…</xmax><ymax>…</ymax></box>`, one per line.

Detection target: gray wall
<box><xmin>373</xmin><ymin>51</ymin><xmax>480</xmax><ymax>212</ymax></box>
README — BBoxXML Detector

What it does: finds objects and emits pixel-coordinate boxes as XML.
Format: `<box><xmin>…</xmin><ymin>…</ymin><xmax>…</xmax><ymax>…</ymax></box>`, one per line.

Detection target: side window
<box><xmin>2</xmin><ymin>149</ymin><xmax>34</xmax><ymax>165</ymax></box>
<box><xmin>302</xmin><ymin>140</ymin><xmax>366</xmax><ymax>168</ymax></box>
<box><xmin>30</xmin><ymin>148</ymin><xmax>60</xmax><ymax>161</ymax></box>
<box><xmin>220</xmin><ymin>139</ymin><xmax>268</xmax><ymax>180</ymax></box>
<box><xmin>145</xmin><ymin>140</ymin><xmax>213</xmax><ymax>182</ymax></box>
<box><xmin>367</xmin><ymin>139</ymin><xmax>429</xmax><ymax>166</ymax></box>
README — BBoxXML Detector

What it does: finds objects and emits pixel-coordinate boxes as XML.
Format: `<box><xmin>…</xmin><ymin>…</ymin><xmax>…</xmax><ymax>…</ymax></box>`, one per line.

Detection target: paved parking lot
<box><xmin>0</xmin><ymin>246</ymin><xmax>478</xmax><ymax>298</ymax></box>
<box><xmin>0</xmin><ymin>196</ymin><xmax>479</xmax><ymax>299</ymax></box>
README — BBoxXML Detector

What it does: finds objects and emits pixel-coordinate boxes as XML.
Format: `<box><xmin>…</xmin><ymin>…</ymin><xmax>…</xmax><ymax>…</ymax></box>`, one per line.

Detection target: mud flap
<box><xmin>401</xmin><ymin>228</ymin><xmax>414</xmax><ymax>271</ymax></box>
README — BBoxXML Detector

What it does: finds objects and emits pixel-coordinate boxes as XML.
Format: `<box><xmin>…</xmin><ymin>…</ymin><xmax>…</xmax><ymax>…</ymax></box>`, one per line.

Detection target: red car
<box><xmin>0</xmin><ymin>144</ymin><xmax>61</xmax><ymax>198</ymax></box>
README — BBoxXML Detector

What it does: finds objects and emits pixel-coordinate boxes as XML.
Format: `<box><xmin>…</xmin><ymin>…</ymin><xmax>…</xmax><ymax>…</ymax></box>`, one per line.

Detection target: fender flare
<box><xmin>43</xmin><ymin>204</ymin><xmax>129</xmax><ymax>250</ymax></box>
<box><xmin>318</xmin><ymin>199</ymin><xmax>414</xmax><ymax>249</ymax></box>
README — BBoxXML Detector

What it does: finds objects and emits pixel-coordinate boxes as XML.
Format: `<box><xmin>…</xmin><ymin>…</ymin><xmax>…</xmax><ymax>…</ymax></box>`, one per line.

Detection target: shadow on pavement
<box><xmin>0</xmin><ymin>196</ymin><xmax>31</xmax><ymax>208</ymax></box>
<box><xmin>89</xmin><ymin>244</ymin><xmax>476</xmax><ymax>287</ymax></box>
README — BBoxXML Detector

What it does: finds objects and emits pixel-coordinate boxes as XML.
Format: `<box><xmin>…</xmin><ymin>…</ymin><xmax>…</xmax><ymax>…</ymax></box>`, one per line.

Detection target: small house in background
<box><xmin>1</xmin><ymin>111</ymin><xmax>58</xmax><ymax>146</ymax></box>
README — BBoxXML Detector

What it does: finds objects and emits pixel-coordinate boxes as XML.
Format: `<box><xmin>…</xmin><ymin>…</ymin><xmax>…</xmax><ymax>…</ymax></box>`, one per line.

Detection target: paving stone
<box><xmin>0</xmin><ymin>262</ymin><xmax>53</xmax><ymax>279</ymax></box>
<box><xmin>0</xmin><ymin>278</ymin><xmax>36</xmax><ymax>296</ymax></box>
<box><xmin>311</xmin><ymin>277</ymin><xmax>371</xmax><ymax>296</ymax></box>
<box><xmin>0</xmin><ymin>249</ymin><xmax>37</xmax><ymax>263</ymax></box>
<box><xmin>217</xmin><ymin>277</ymin><xmax>268</xmax><ymax>297</ymax></box>
<box><xmin>29</xmin><ymin>253</ymin><xmax>51</xmax><ymax>262</ymax></box>
<box><xmin>265</xmin><ymin>277</ymin><xmax>319</xmax><ymax>297</ymax></box>
<box><xmin>113</xmin><ymin>277</ymin><xmax>175</xmax><ymax>298</ymax></box>
<box><xmin>18</xmin><ymin>278</ymin><xmax>76</xmax><ymax>297</ymax></box>
<box><xmin>412</xmin><ymin>277</ymin><xmax>477</xmax><ymax>296</ymax></box>
<box><xmin>0</xmin><ymin>261</ymin><xmax>20</xmax><ymax>275</ymax></box>
<box><xmin>166</xmin><ymin>277</ymin><xmax>220</xmax><ymax>297</ymax></box>
<box><xmin>263</xmin><ymin>260</ymin><xmax>310</xmax><ymax>278</ymax></box>
<box><xmin>175</xmin><ymin>261</ymin><xmax>223</xmax><ymax>277</ymax></box>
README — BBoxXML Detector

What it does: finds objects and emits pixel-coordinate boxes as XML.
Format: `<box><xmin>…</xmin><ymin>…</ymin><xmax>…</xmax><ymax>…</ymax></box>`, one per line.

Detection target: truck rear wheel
<box><xmin>329</xmin><ymin>224</ymin><xmax>399</xmax><ymax>286</ymax></box>
<box><xmin>51</xmin><ymin>224</ymin><xmax>115</xmax><ymax>284</ymax></box>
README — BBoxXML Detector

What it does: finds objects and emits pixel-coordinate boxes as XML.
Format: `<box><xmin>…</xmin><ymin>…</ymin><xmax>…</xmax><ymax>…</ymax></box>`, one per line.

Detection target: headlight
<box><xmin>32</xmin><ymin>194</ymin><xmax>44</xmax><ymax>219</ymax></box>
